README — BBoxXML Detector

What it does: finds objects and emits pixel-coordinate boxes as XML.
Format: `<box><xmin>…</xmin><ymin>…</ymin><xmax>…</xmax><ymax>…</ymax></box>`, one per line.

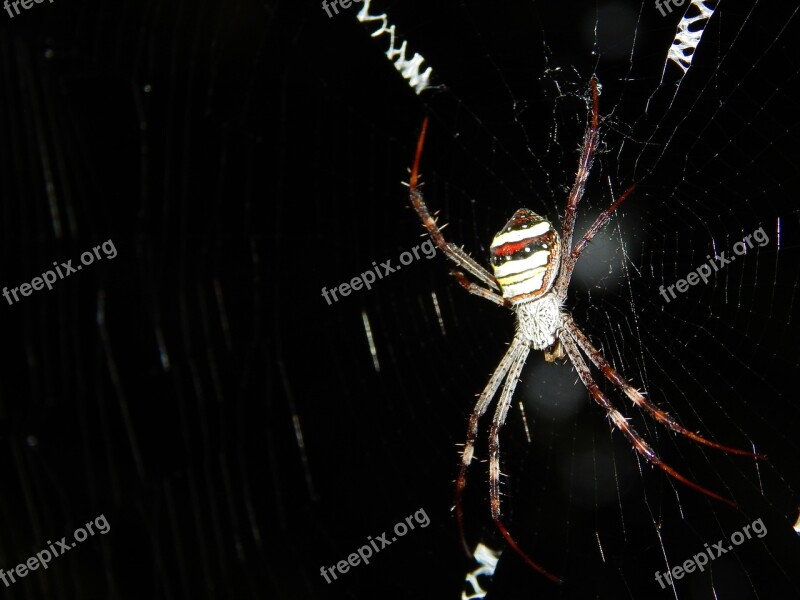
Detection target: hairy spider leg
<box><xmin>563</xmin><ymin>315</ymin><xmax>765</xmax><ymax>459</ymax></box>
<box><xmin>487</xmin><ymin>342</ymin><xmax>562</xmax><ymax>583</ymax></box>
<box><xmin>455</xmin><ymin>339</ymin><xmax>525</xmax><ymax>557</ymax></box>
<box><xmin>559</xmin><ymin>327</ymin><xmax>738</xmax><ymax>508</ymax></box>
<box><xmin>558</xmin><ymin>76</ymin><xmax>600</xmax><ymax>274</ymax></box>
<box><xmin>408</xmin><ymin>117</ymin><xmax>500</xmax><ymax>291</ymax></box>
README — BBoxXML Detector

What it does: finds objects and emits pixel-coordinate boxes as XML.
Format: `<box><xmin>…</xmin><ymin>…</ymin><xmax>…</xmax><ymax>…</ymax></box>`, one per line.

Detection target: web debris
<box><xmin>361</xmin><ymin>310</ymin><xmax>381</xmax><ymax>372</ymax></box>
<box><xmin>357</xmin><ymin>0</ymin><xmax>433</xmax><ymax>94</ymax></box>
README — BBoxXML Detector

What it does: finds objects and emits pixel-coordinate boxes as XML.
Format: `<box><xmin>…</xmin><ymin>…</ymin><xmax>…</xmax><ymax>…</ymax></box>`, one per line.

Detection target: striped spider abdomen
<box><xmin>489</xmin><ymin>209</ymin><xmax>561</xmax><ymax>302</ymax></box>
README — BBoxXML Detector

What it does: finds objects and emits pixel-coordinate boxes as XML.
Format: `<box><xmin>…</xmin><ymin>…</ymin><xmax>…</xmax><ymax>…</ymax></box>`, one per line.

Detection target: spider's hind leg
<box><xmin>485</xmin><ymin>343</ymin><xmax>562</xmax><ymax>583</ymax></box>
<box><xmin>562</xmin><ymin>315</ymin><xmax>764</xmax><ymax>459</ymax></box>
<box><xmin>558</xmin><ymin>329</ymin><xmax>738</xmax><ymax>508</ymax></box>
<box><xmin>455</xmin><ymin>339</ymin><xmax>526</xmax><ymax>557</ymax></box>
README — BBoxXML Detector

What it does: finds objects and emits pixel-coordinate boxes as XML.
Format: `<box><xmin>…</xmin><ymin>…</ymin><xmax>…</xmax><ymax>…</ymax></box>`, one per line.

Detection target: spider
<box><xmin>407</xmin><ymin>77</ymin><xmax>762</xmax><ymax>583</ymax></box>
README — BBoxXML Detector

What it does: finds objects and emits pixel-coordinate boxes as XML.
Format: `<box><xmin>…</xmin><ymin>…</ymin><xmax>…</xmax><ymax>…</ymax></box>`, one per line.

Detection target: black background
<box><xmin>1</xmin><ymin>1</ymin><xmax>799</xmax><ymax>599</ymax></box>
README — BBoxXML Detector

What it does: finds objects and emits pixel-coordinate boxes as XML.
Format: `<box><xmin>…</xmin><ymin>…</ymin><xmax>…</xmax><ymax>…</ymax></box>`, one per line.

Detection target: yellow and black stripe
<box><xmin>489</xmin><ymin>209</ymin><xmax>560</xmax><ymax>301</ymax></box>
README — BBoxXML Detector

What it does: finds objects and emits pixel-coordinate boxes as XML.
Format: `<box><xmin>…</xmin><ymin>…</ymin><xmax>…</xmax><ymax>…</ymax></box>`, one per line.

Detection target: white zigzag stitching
<box><xmin>667</xmin><ymin>0</ymin><xmax>716</xmax><ymax>74</ymax></box>
<box><xmin>357</xmin><ymin>0</ymin><xmax>433</xmax><ymax>94</ymax></box>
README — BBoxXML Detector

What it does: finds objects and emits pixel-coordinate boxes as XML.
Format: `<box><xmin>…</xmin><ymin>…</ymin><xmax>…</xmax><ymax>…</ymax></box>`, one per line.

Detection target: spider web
<box><xmin>2</xmin><ymin>1</ymin><xmax>799</xmax><ymax>599</ymax></box>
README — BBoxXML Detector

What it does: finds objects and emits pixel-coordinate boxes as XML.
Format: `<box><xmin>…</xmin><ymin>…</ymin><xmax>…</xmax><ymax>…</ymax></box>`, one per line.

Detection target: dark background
<box><xmin>0</xmin><ymin>0</ymin><xmax>799</xmax><ymax>599</ymax></box>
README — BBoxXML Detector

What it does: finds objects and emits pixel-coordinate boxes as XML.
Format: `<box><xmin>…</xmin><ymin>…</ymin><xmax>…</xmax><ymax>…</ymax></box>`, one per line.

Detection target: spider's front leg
<box><xmin>558</xmin><ymin>77</ymin><xmax>601</xmax><ymax>269</ymax></box>
<box><xmin>451</xmin><ymin>270</ymin><xmax>510</xmax><ymax>307</ymax></box>
<box><xmin>554</xmin><ymin>77</ymin><xmax>636</xmax><ymax>297</ymax></box>
<box><xmin>563</xmin><ymin>182</ymin><xmax>636</xmax><ymax>278</ymax></box>
<box><xmin>408</xmin><ymin>118</ymin><xmax>500</xmax><ymax>292</ymax></box>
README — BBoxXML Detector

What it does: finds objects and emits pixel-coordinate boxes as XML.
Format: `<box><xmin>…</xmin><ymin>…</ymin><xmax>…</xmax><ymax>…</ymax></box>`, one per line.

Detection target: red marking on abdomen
<box><xmin>492</xmin><ymin>239</ymin><xmax>534</xmax><ymax>256</ymax></box>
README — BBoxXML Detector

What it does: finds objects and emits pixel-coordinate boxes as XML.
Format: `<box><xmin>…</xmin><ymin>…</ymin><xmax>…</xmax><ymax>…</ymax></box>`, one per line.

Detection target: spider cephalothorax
<box><xmin>407</xmin><ymin>77</ymin><xmax>762</xmax><ymax>583</ymax></box>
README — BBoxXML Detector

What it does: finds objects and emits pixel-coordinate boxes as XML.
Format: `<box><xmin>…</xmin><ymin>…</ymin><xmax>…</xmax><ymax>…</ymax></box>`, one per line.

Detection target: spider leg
<box><xmin>565</xmin><ymin>183</ymin><xmax>636</xmax><ymax>273</ymax></box>
<box><xmin>486</xmin><ymin>342</ymin><xmax>562</xmax><ymax>582</ymax></box>
<box><xmin>455</xmin><ymin>338</ymin><xmax>525</xmax><ymax>558</ymax></box>
<box><xmin>554</xmin><ymin>78</ymin><xmax>637</xmax><ymax>299</ymax></box>
<box><xmin>562</xmin><ymin>315</ymin><xmax>764</xmax><ymax>459</ymax></box>
<box><xmin>409</xmin><ymin>118</ymin><xmax>500</xmax><ymax>291</ymax></box>
<box><xmin>451</xmin><ymin>270</ymin><xmax>510</xmax><ymax>307</ymax></box>
<box><xmin>559</xmin><ymin>330</ymin><xmax>738</xmax><ymax>508</ymax></box>
<box><xmin>559</xmin><ymin>77</ymin><xmax>600</xmax><ymax>272</ymax></box>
